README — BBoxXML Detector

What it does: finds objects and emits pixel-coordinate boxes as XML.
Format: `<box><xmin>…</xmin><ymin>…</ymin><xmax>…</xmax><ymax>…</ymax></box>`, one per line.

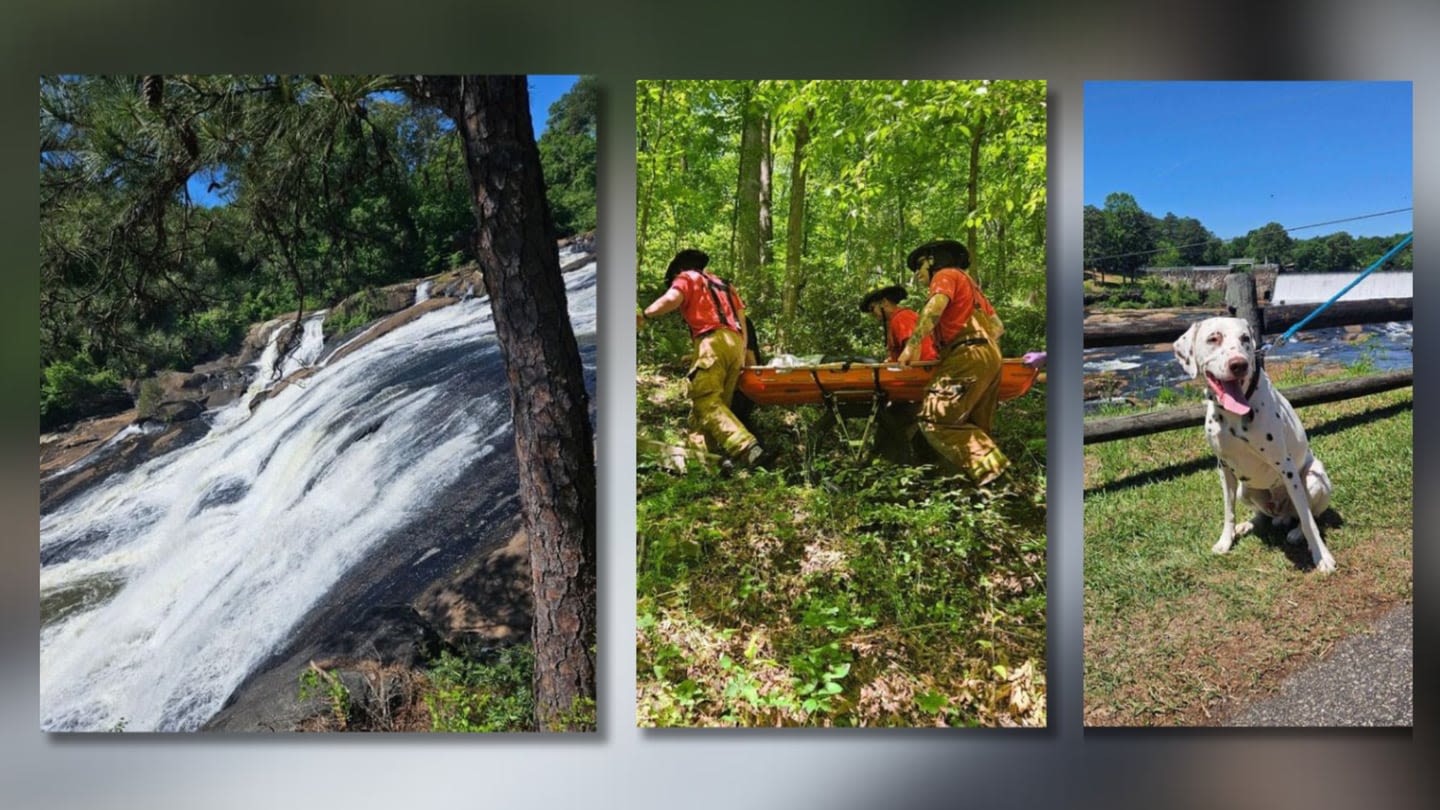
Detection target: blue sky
<box><xmin>1084</xmin><ymin>81</ymin><xmax>1412</xmax><ymax>239</ymax></box>
<box><xmin>187</xmin><ymin>75</ymin><xmax>578</xmax><ymax>208</ymax></box>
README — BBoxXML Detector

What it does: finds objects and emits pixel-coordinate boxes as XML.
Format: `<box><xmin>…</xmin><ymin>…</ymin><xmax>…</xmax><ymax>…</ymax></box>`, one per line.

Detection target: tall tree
<box><xmin>759</xmin><ymin>114</ymin><xmax>774</xmax><ymax>267</ymax></box>
<box><xmin>408</xmin><ymin>75</ymin><xmax>597</xmax><ymax>732</ymax></box>
<box><xmin>965</xmin><ymin>116</ymin><xmax>985</xmax><ymax>275</ymax></box>
<box><xmin>1323</xmin><ymin>232</ymin><xmax>1356</xmax><ymax>271</ymax></box>
<box><xmin>537</xmin><ymin>76</ymin><xmax>598</xmax><ymax>237</ymax></box>
<box><xmin>734</xmin><ymin>86</ymin><xmax>765</xmax><ymax>289</ymax></box>
<box><xmin>636</xmin><ymin>80</ymin><xmax>669</xmax><ymax>264</ymax></box>
<box><xmin>781</xmin><ymin>109</ymin><xmax>811</xmax><ymax>336</ymax></box>
<box><xmin>1246</xmin><ymin>221</ymin><xmax>1293</xmax><ymax>266</ymax></box>
<box><xmin>1101</xmin><ymin>192</ymin><xmax>1154</xmax><ymax>284</ymax></box>
<box><xmin>1083</xmin><ymin>204</ymin><xmax>1106</xmax><ymax>272</ymax></box>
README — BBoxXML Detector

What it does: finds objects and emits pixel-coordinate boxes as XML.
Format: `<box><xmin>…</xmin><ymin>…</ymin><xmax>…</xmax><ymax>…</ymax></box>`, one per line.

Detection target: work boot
<box><xmin>738</xmin><ymin>442</ymin><xmax>766</xmax><ymax>469</ymax></box>
<box><xmin>969</xmin><ymin>447</ymin><xmax>1009</xmax><ymax>487</ymax></box>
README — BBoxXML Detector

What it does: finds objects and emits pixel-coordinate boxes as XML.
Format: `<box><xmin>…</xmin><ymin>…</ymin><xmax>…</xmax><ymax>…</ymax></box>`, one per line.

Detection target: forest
<box><xmin>40</xmin><ymin>74</ymin><xmax>596</xmax><ymax>431</ymax></box>
<box><xmin>1084</xmin><ymin>191</ymin><xmax>1412</xmax><ymax>282</ymax></box>
<box><xmin>636</xmin><ymin>80</ymin><xmax>1048</xmax><ymax>727</ymax></box>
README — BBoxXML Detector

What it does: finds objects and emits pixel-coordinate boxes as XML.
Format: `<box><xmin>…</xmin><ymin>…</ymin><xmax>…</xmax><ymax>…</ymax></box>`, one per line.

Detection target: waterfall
<box><xmin>39</xmin><ymin>264</ymin><xmax>597</xmax><ymax>732</ymax></box>
<box><xmin>277</xmin><ymin>311</ymin><xmax>328</xmax><ymax>381</ymax></box>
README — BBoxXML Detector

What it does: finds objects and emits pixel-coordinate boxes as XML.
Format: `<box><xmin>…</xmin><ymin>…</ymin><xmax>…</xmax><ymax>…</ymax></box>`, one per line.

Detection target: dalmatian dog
<box><xmin>1174</xmin><ymin>317</ymin><xmax>1335</xmax><ymax>574</ymax></box>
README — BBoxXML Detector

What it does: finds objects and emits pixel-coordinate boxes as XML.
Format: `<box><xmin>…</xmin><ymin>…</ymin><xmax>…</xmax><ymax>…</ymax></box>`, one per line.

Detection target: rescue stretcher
<box><xmin>737</xmin><ymin>358</ymin><xmax>1041</xmax><ymax>407</ymax></box>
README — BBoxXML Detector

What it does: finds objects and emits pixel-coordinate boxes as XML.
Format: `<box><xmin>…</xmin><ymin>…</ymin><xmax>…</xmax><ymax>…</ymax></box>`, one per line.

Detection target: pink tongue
<box><xmin>1206</xmin><ymin>374</ymin><xmax>1251</xmax><ymax>415</ymax></box>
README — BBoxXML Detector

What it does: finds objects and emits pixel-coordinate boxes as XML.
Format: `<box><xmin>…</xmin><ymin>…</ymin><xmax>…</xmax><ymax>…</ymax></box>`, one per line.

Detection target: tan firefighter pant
<box><xmin>687</xmin><ymin>328</ymin><xmax>757</xmax><ymax>458</ymax></box>
<box><xmin>916</xmin><ymin>339</ymin><xmax>1008</xmax><ymax>484</ymax></box>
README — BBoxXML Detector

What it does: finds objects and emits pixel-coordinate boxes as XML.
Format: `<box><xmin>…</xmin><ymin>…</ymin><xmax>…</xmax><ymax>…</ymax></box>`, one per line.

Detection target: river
<box><xmin>1083</xmin><ymin>321</ymin><xmax>1412</xmax><ymax>410</ymax></box>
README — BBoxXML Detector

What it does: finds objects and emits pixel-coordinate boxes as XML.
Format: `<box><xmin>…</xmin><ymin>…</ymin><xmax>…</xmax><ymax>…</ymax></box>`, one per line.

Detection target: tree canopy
<box><xmin>1083</xmin><ymin>193</ymin><xmax>1412</xmax><ymax>278</ymax></box>
<box><xmin>637</xmin><ymin>80</ymin><xmax>1047</xmax><ymax>362</ymax></box>
<box><xmin>40</xmin><ymin>74</ymin><xmax>595</xmax><ymax>430</ymax></box>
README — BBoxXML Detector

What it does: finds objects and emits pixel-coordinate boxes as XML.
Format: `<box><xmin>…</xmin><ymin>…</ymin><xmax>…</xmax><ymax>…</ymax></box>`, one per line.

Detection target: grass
<box><xmin>1083</xmin><ymin>367</ymin><xmax>1413</xmax><ymax>726</ymax></box>
<box><xmin>637</xmin><ymin>363</ymin><xmax>1047</xmax><ymax>727</ymax></box>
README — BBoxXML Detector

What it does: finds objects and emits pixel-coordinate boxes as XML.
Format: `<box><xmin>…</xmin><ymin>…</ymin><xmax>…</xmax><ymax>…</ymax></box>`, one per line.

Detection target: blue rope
<box><xmin>1270</xmin><ymin>232</ymin><xmax>1413</xmax><ymax>349</ymax></box>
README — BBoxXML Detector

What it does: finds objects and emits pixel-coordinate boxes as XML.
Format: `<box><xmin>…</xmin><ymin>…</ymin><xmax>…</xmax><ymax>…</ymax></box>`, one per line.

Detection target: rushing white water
<box><xmin>414</xmin><ymin>280</ymin><xmax>433</xmax><ymax>305</ymax></box>
<box><xmin>277</xmin><ymin>311</ymin><xmax>328</xmax><ymax>381</ymax></box>
<box><xmin>40</xmin><ymin>263</ymin><xmax>597</xmax><ymax>732</ymax></box>
<box><xmin>43</xmin><ymin>421</ymin><xmax>167</xmax><ymax>483</ymax></box>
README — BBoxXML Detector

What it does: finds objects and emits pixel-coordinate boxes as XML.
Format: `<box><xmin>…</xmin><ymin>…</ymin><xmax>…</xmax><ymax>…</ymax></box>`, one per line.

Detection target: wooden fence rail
<box><xmin>1083</xmin><ymin>370</ymin><xmax>1413</xmax><ymax>444</ymax></box>
<box><xmin>1083</xmin><ymin>297</ymin><xmax>1412</xmax><ymax>349</ymax></box>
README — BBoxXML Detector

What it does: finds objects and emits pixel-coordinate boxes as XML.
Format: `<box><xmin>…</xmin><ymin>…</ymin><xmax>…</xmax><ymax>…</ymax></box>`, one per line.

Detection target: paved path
<box><xmin>1225</xmin><ymin>604</ymin><xmax>1412</xmax><ymax>727</ymax></box>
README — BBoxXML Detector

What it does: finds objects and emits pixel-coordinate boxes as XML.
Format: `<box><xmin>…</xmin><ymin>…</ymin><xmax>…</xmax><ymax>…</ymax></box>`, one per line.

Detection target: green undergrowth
<box><xmin>636</xmin><ymin>364</ymin><xmax>1047</xmax><ymax>727</ymax></box>
<box><xmin>297</xmin><ymin>644</ymin><xmax>536</xmax><ymax>732</ymax></box>
<box><xmin>423</xmin><ymin>646</ymin><xmax>535</xmax><ymax>733</ymax></box>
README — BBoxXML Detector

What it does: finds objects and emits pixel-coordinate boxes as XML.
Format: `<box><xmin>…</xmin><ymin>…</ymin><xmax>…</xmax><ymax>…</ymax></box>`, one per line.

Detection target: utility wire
<box><xmin>1084</xmin><ymin>206</ymin><xmax>1413</xmax><ymax>265</ymax></box>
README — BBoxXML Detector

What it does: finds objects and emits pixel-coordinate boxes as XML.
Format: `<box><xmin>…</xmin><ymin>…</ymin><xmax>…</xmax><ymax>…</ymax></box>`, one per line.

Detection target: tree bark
<box><xmin>637</xmin><ymin>80</ymin><xmax>667</xmax><ymax>267</ymax></box>
<box><xmin>759</xmin><ymin>114</ymin><xmax>774</xmax><ymax>267</ymax></box>
<box><xmin>966</xmin><ymin>119</ymin><xmax>984</xmax><ymax>284</ymax></box>
<box><xmin>410</xmin><ymin>75</ymin><xmax>596</xmax><ymax>731</ymax></box>
<box><xmin>735</xmin><ymin>88</ymin><xmax>764</xmax><ymax>291</ymax></box>
<box><xmin>781</xmin><ymin>110</ymin><xmax>810</xmax><ymax>340</ymax></box>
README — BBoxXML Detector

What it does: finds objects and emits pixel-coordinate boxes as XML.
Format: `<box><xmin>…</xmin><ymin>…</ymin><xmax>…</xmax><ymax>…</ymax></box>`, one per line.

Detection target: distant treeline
<box><xmin>40</xmin><ymin>75</ymin><xmax>595</xmax><ymax>430</ymax></box>
<box><xmin>1085</xmin><ymin>192</ymin><xmax>1412</xmax><ymax>282</ymax></box>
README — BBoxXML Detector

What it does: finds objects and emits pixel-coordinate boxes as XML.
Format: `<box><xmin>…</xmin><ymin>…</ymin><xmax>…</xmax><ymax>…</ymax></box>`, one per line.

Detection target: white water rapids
<box><xmin>40</xmin><ymin>259</ymin><xmax>597</xmax><ymax>732</ymax></box>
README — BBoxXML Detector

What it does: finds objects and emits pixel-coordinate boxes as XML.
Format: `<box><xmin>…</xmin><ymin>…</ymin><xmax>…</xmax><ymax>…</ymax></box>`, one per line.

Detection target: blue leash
<box><xmin>1267</xmin><ymin>232</ymin><xmax>1413</xmax><ymax>352</ymax></box>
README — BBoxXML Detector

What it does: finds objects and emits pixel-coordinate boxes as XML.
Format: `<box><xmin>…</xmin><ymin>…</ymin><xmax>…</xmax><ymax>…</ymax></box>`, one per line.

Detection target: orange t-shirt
<box><xmin>928</xmin><ymin>267</ymin><xmax>995</xmax><ymax>347</ymax></box>
<box><xmin>886</xmin><ymin>308</ymin><xmax>939</xmax><ymax>362</ymax></box>
<box><xmin>670</xmin><ymin>270</ymin><xmax>744</xmax><ymax>338</ymax></box>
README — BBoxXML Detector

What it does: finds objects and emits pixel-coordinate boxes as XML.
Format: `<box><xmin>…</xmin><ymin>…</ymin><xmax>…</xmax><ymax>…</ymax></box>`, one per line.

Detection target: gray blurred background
<box><xmin>2</xmin><ymin>1</ymin><xmax>1434</xmax><ymax>808</ymax></box>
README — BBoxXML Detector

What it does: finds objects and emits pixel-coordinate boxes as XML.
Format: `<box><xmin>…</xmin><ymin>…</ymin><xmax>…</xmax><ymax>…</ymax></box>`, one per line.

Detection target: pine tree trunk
<box><xmin>412</xmin><ymin>75</ymin><xmax>596</xmax><ymax>732</ymax></box>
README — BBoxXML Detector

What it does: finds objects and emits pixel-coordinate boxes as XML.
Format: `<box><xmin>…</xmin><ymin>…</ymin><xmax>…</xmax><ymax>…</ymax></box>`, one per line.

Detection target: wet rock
<box><xmin>248</xmin><ymin>367</ymin><xmax>319</xmax><ymax>413</ymax></box>
<box><xmin>154</xmin><ymin>399</ymin><xmax>204</xmax><ymax>423</ymax></box>
<box><xmin>325</xmin><ymin>297</ymin><xmax>457</xmax><ymax>367</ymax></box>
<box><xmin>41</xmin><ymin>418</ymin><xmax>208</xmax><ymax>511</ymax></box>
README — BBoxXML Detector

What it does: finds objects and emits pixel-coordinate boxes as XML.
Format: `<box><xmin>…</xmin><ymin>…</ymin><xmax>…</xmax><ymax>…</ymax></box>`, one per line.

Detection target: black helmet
<box><xmin>858</xmin><ymin>284</ymin><xmax>908</xmax><ymax>313</ymax></box>
<box><xmin>665</xmin><ymin>249</ymin><xmax>710</xmax><ymax>286</ymax></box>
<box><xmin>906</xmin><ymin>239</ymin><xmax>970</xmax><ymax>274</ymax></box>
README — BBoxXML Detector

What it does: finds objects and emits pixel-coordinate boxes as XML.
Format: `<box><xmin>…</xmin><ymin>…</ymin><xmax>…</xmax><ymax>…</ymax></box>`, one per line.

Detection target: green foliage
<box><xmin>548</xmin><ymin>695</ymin><xmax>598</xmax><ymax>733</ymax></box>
<box><xmin>1084</xmin><ymin>189</ymin><xmax>1412</xmax><ymax>276</ymax></box>
<box><xmin>538</xmin><ymin>76</ymin><xmax>598</xmax><ymax>237</ymax></box>
<box><xmin>40</xmin><ymin>355</ymin><xmax>129</xmax><ymax>431</ymax></box>
<box><xmin>134</xmin><ymin>378</ymin><xmax>163</xmax><ymax>420</ymax></box>
<box><xmin>324</xmin><ymin>291</ymin><xmax>383</xmax><ymax>337</ymax></box>
<box><xmin>636</xmin><ymin>80</ymin><xmax>1046</xmax><ymax>360</ymax></box>
<box><xmin>298</xmin><ymin>666</ymin><xmax>353</xmax><ymax>729</ymax></box>
<box><xmin>41</xmin><ymin>74</ymin><xmax>595</xmax><ymax>427</ymax></box>
<box><xmin>424</xmin><ymin>646</ymin><xmax>535</xmax><ymax>733</ymax></box>
<box><xmin>636</xmin><ymin>369</ymin><xmax>1048</xmax><ymax>727</ymax></box>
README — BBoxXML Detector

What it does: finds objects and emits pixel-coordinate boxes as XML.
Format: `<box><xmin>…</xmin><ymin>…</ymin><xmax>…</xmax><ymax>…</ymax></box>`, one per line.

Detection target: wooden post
<box><xmin>1225</xmin><ymin>269</ymin><xmax>1263</xmax><ymax>343</ymax></box>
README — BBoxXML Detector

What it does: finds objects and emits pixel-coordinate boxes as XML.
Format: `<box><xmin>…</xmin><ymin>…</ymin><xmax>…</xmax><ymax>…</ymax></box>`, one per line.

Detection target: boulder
<box><xmin>153</xmin><ymin>399</ymin><xmax>204</xmax><ymax>423</ymax></box>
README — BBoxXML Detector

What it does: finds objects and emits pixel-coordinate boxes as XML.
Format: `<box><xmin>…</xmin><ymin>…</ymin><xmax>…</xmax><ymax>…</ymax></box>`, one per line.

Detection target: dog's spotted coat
<box><xmin>1174</xmin><ymin>317</ymin><xmax>1335</xmax><ymax>573</ymax></box>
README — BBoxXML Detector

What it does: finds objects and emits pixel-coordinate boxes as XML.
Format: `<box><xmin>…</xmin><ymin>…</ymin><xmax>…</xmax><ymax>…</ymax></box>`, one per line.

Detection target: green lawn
<box><xmin>1083</xmin><ymin>378</ymin><xmax>1412</xmax><ymax>726</ymax></box>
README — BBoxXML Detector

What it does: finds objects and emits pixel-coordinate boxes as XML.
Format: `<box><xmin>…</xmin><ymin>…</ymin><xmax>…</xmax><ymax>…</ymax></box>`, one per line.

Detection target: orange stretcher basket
<box><xmin>737</xmin><ymin>358</ymin><xmax>1040</xmax><ymax>407</ymax></box>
